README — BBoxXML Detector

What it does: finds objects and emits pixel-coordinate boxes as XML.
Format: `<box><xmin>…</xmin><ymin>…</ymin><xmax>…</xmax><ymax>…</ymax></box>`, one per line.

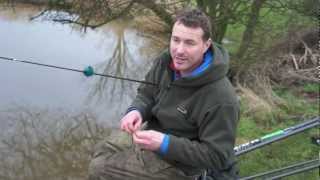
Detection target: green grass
<box><xmin>238</xmin><ymin>129</ymin><xmax>319</xmax><ymax>179</ymax></box>
<box><xmin>276</xmin><ymin>87</ymin><xmax>318</xmax><ymax>116</ymax></box>
<box><xmin>237</xmin><ymin>87</ymin><xmax>319</xmax><ymax>179</ymax></box>
<box><xmin>303</xmin><ymin>83</ymin><xmax>319</xmax><ymax>93</ymax></box>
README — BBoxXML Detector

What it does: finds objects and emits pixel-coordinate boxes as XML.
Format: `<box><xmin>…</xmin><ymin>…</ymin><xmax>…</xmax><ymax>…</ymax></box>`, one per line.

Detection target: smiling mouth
<box><xmin>175</xmin><ymin>57</ymin><xmax>187</xmax><ymax>63</ymax></box>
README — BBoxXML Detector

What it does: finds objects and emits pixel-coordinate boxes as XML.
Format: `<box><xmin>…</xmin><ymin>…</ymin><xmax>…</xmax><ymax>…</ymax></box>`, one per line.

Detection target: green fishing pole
<box><xmin>234</xmin><ymin>117</ymin><xmax>320</xmax><ymax>156</ymax></box>
<box><xmin>0</xmin><ymin>56</ymin><xmax>158</xmax><ymax>86</ymax></box>
<box><xmin>240</xmin><ymin>159</ymin><xmax>320</xmax><ymax>180</ymax></box>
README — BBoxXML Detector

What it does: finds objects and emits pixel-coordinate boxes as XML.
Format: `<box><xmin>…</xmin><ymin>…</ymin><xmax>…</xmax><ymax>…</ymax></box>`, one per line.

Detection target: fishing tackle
<box><xmin>0</xmin><ymin>56</ymin><xmax>157</xmax><ymax>86</ymax></box>
<box><xmin>234</xmin><ymin>117</ymin><xmax>320</xmax><ymax>156</ymax></box>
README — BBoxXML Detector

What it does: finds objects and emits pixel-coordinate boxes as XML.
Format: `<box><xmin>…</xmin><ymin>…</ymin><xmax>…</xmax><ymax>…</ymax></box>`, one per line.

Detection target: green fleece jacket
<box><xmin>130</xmin><ymin>43</ymin><xmax>240</xmax><ymax>177</ymax></box>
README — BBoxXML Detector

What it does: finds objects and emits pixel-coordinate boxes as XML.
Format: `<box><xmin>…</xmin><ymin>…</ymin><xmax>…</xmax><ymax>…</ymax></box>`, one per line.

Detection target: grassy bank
<box><xmin>237</xmin><ymin>83</ymin><xmax>319</xmax><ymax>179</ymax></box>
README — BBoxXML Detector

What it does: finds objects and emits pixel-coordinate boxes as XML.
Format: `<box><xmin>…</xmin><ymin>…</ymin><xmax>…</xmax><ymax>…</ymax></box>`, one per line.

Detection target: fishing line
<box><xmin>0</xmin><ymin>56</ymin><xmax>158</xmax><ymax>86</ymax></box>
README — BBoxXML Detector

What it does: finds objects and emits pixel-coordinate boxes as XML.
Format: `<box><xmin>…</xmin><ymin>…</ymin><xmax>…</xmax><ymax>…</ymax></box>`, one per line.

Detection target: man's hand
<box><xmin>120</xmin><ymin>110</ymin><xmax>143</xmax><ymax>134</ymax></box>
<box><xmin>133</xmin><ymin>130</ymin><xmax>165</xmax><ymax>151</ymax></box>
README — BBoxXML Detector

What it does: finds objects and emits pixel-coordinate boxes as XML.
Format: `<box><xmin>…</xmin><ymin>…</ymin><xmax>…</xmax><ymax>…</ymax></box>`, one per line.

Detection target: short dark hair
<box><xmin>174</xmin><ymin>8</ymin><xmax>212</xmax><ymax>41</ymax></box>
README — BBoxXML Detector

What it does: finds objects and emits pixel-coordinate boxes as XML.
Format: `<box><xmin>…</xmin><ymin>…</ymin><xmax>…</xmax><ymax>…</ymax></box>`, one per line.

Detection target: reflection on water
<box><xmin>86</xmin><ymin>21</ymin><xmax>153</xmax><ymax>108</ymax></box>
<box><xmin>0</xmin><ymin>106</ymin><xmax>108</xmax><ymax>180</ymax></box>
<box><xmin>0</xmin><ymin>4</ymin><xmax>164</xmax><ymax>179</ymax></box>
<box><xmin>0</xmin><ymin>5</ymin><xmax>159</xmax><ymax>126</ymax></box>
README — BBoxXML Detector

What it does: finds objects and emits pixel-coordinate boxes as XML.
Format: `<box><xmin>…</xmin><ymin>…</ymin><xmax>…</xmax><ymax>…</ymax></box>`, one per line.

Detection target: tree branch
<box><xmin>135</xmin><ymin>0</ymin><xmax>173</xmax><ymax>25</ymax></box>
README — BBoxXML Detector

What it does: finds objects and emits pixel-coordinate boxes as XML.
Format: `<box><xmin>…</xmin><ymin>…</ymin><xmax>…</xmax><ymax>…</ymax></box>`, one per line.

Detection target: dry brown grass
<box><xmin>238</xmin><ymin>85</ymin><xmax>273</xmax><ymax>116</ymax></box>
<box><xmin>234</xmin><ymin>28</ymin><xmax>318</xmax><ymax>124</ymax></box>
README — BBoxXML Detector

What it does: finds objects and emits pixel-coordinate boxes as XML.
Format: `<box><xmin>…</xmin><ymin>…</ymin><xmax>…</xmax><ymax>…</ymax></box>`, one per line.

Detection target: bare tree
<box><xmin>236</xmin><ymin>0</ymin><xmax>267</xmax><ymax>60</ymax></box>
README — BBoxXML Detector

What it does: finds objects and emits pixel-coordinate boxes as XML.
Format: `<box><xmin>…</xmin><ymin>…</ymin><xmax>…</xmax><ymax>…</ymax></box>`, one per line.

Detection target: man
<box><xmin>89</xmin><ymin>8</ymin><xmax>239</xmax><ymax>180</ymax></box>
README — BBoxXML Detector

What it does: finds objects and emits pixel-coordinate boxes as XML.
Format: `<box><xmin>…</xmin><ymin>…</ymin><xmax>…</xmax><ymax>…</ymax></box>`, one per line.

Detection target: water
<box><xmin>0</xmin><ymin>5</ymin><xmax>158</xmax><ymax>127</ymax></box>
<box><xmin>0</xmin><ymin>4</ymin><xmax>165</xmax><ymax>179</ymax></box>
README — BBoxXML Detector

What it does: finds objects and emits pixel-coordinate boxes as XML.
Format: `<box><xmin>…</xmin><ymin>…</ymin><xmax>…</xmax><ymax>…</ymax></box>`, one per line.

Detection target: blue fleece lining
<box><xmin>190</xmin><ymin>49</ymin><xmax>214</xmax><ymax>76</ymax></box>
<box><xmin>159</xmin><ymin>134</ymin><xmax>170</xmax><ymax>155</ymax></box>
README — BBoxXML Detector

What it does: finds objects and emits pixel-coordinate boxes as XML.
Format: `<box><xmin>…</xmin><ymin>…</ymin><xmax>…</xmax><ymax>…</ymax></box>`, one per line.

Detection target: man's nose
<box><xmin>176</xmin><ymin>43</ymin><xmax>185</xmax><ymax>54</ymax></box>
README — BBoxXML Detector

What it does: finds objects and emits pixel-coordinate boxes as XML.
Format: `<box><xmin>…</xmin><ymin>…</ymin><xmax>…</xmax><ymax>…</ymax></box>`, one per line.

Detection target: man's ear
<box><xmin>204</xmin><ymin>38</ymin><xmax>212</xmax><ymax>52</ymax></box>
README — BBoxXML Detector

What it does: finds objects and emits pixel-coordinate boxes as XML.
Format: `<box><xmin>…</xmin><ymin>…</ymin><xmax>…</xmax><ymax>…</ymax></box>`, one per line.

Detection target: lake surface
<box><xmin>0</xmin><ymin>5</ymin><xmax>160</xmax><ymax>128</ymax></box>
<box><xmin>0</xmin><ymin>5</ymin><xmax>165</xmax><ymax>179</ymax></box>
<box><xmin>0</xmin><ymin>4</ymin><xmax>171</xmax><ymax>179</ymax></box>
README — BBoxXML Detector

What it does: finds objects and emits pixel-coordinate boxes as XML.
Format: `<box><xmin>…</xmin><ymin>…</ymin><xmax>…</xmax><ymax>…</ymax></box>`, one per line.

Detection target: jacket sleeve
<box><xmin>129</xmin><ymin>57</ymin><xmax>162</xmax><ymax>121</ymax></box>
<box><xmin>164</xmin><ymin>103</ymin><xmax>239</xmax><ymax>170</ymax></box>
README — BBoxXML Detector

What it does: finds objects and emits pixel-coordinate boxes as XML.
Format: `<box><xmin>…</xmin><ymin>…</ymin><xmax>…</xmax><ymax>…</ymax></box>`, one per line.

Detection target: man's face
<box><xmin>170</xmin><ymin>21</ymin><xmax>211</xmax><ymax>76</ymax></box>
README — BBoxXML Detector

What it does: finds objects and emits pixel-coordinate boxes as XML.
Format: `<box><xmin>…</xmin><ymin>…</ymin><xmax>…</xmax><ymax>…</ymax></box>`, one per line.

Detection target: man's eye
<box><xmin>172</xmin><ymin>38</ymin><xmax>179</xmax><ymax>42</ymax></box>
<box><xmin>186</xmin><ymin>41</ymin><xmax>195</xmax><ymax>46</ymax></box>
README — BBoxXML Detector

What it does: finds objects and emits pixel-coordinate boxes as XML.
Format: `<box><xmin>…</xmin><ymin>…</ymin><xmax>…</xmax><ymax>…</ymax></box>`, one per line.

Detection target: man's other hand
<box><xmin>133</xmin><ymin>130</ymin><xmax>165</xmax><ymax>151</ymax></box>
<box><xmin>120</xmin><ymin>110</ymin><xmax>142</xmax><ymax>134</ymax></box>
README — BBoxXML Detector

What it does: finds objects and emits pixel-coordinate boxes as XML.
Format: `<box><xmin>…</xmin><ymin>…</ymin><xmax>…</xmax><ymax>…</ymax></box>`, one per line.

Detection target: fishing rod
<box><xmin>234</xmin><ymin>116</ymin><xmax>320</xmax><ymax>156</ymax></box>
<box><xmin>240</xmin><ymin>159</ymin><xmax>320</xmax><ymax>180</ymax></box>
<box><xmin>203</xmin><ymin>117</ymin><xmax>319</xmax><ymax>180</ymax></box>
<box><xmin>0</xmin><ymin>56</ymin><xmax>158</xmax><ymax>86</ymax></box>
